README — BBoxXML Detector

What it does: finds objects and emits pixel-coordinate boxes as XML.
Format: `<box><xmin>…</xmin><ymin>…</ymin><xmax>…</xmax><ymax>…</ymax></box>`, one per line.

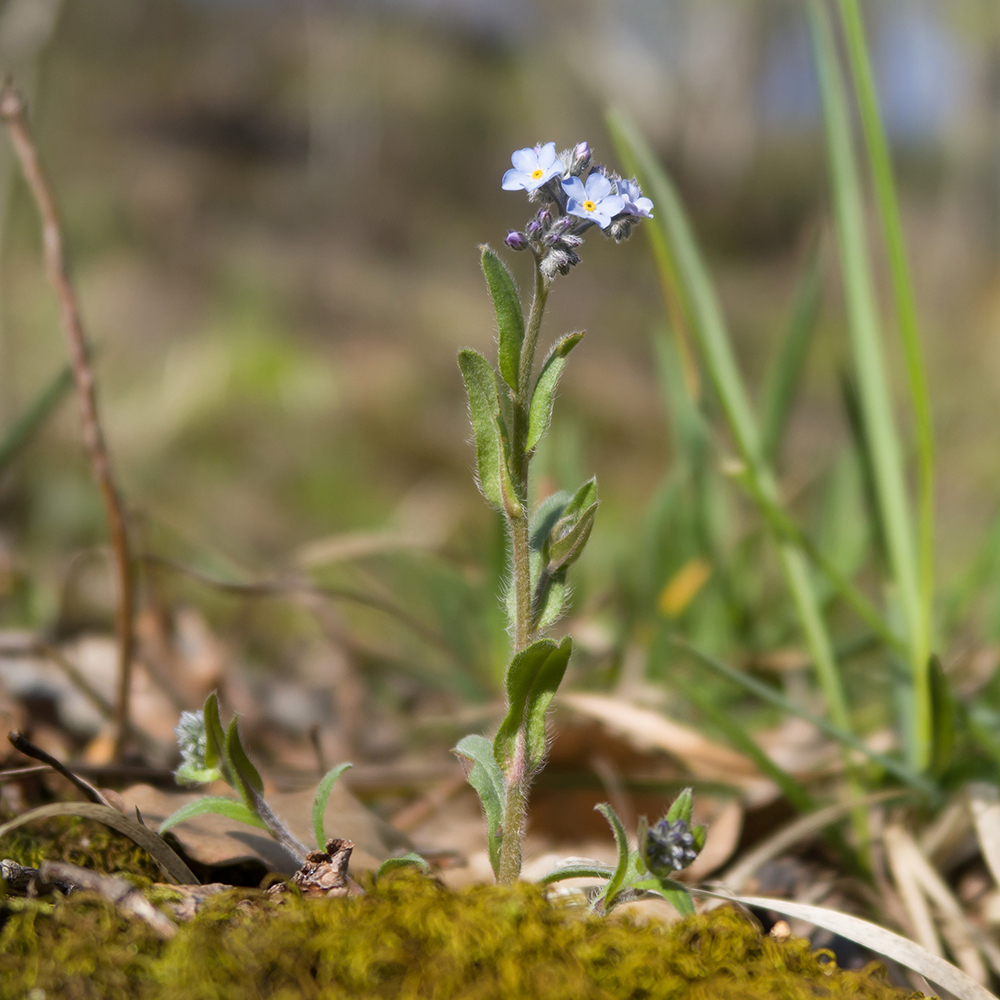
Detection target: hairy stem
<box><xmin>507</xmin><ymin>261</ymin><xmax>550</xmax><ymax>653</ymax></box>
<box><xmin>497</xmin><ymin>739</ymin><xmax>528</xmax><ymax>885</ymax></box>
<box><xmin>0</xmin><ymin>84</ymin><xmax>136</xmax><ymax>762</ymax></box>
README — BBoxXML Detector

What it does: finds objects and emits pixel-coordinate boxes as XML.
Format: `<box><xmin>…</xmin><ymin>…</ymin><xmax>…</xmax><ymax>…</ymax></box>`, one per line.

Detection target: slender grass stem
<box><xmin>807</xmin><ymin>1</ymin><xmax>930</xmax><ymax>771</ymax></box>
<box><xmin>835</xmin><ymin>0</ymin><xmax>935</xmax><ymax>673</ymax></box>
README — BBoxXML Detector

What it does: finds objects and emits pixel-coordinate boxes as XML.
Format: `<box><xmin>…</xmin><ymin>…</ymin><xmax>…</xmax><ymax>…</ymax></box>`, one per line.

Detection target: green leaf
<box><xmin>928</xmin><ymin>655</ymin><xmax>954</xmax><ymax>780</ymax></box>
<box><xmin>493</xmin><ymin>636</ymin><xmax>572</xmax><ymax>775</ymax></box>
<box><xmin>530</xmin><ymin>492</ymin><xmax>572</xmax><ymax>552</ymax></box>
<box><xmin>526</xmin><ymin>331</ymin><xmax>584</xmax><ymax>453</ymax></box>
<box><xmin>453</xmin><ymin>734</ymin><xmax>505</xmax><ymax>877</ymax></box>
<box><xmin>481</xmin><ymin>245</ymin><xmax>525</xmax><ymax>391</ymax></box>
<box><xmin>633</xmin><ymin>876</ymin><xmax>695</xmax><ymax>916</ymax></box>
<box><xmin>548</xmin><ymin>501</ymin><xmax>598</xmax><ymax>574</ymax></box>
<box><xmin>203</xmin><ymin>692</ymin><xmax>226</xmax><ymax>775</ymax></box>
<box><xmin>537</xmin><ymin>860</ymin><xmax>616</xmax><ymax>886</ymax></box>
<box><xmin>665</xmin><ymin>787</ymin><xmax>694</xmax><ymax>825</ymax></box>
<box><xmin>759</xmin><ymin>244</ymin><xmax>821</xmax><ymax>465</ymax></box>
<box><xmin>311</xmin><ymin>763</ymin><xmax>353</xmax><ymax>849</ymax></box>
<box><xmin>224</xmin><ymin>716</ymin><xmax>264</xmax><ymax>811</ymax></box>
<box><xmin>458</xmin><ymin>349</ymin><xmax>507</xmax><ymax>511</ymax></box>
<box><xmin>594</xmin><ymin>803</ymin><xmax>630</xmax><ymax>908</ymax></box>
<box><xmin>376</xmin><ymin>853</ymin><xmax>431</xmax><ymax>879</ymax></box>
<box><xmin>158</xmin><ymin>796</ymin><xmax>267</xmax><ymax>836</ymax></box>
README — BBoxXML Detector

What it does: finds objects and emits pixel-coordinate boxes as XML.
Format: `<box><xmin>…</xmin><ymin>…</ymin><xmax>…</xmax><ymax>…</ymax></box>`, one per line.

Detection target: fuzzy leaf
<box><xmin>225</xmin><ymin>716</ymin><xmax>264</xmax><ymax>811</ymax></box>
<box><xmin>454</xmin><ymin>734</ymin><xmax>506</xmax><ymax>877</ymax></box>
<box><xmin>376</xmin><ymin>852</ymin><xmax>431</xmax><ymax>879</ymax></box>
<box><xmin>633</xmin><ymin>876</ymin><xmax>695</xmax><ymax>916</ymax></box>
<box><xmin>548</xmin><ymin>501</ymin><xmax>598</xmax><ymax>574</ymax></box>
<box><xmin>203</xmin><ymin>692</ymin><xmax>226</xmax><ymax>774</ymax></box>
<box><xmin>522</xmin><ymin>635</ymin><xmax>572</xmax><ymax>772</ymax></box>
<box><xmin>459</xmin><ymin>349</ymin><xmax>507</xmax><ymax>510</ymax></box>
<box><xmin>494</xmin><ymin>636</ymin><xmax>572</xmax><ymax>775</ymax></box>
<box><xmin>526</xmin><ymin>332</ymin><xmax>584</xmax><ymax>453</ymax></box>
<box><xmin>158</xmin><ymin>796</ymin><xmax>267</xmax><ymax>836</ymax></box>
<box><xmin>529</xmin><ymin>492</ymin><xmax>571</xmax><ymax>553</ymax></box>
<box><xmin>311</xmin><ymin>762</ymin><xmax>353</xmax><ymax>850</ymax></box>
<box><xmin>594</xmin><ymin>803</ymin><xmax>630</xmax><ymax>907</ymax></box>
<box><xmin>537</xmin><ymin>859</ymin><xmax>616</xmax><ymax>886</ymax></box>
<box><xmin>481</xmin><ymin>245</ymin><xmax>525</xmax><ymax>391</ymax></box>
<box><xmin>665</xmin><ymin>787</ymin><xmax>694</xmax><ymax>825</ymax></box>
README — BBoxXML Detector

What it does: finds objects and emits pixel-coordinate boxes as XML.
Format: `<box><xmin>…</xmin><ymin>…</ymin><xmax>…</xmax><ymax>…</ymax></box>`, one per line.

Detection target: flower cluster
<box><xmin>173</xmin><ymin>709</ymin><xmax>222</xmax><ymax>786</ymax></box>
<box><xmin>641</xmin><ymin>817</ymin><xmax>700</xmax><ymax>875</ymax></box>
<box><xmin>501</xmin><ymin>141</ymin><xmax>653</xmax><ymax>279</ymax></box>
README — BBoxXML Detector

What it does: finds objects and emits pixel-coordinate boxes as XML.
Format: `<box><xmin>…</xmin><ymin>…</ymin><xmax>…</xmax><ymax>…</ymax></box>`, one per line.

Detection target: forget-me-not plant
<box><xmin>453</xmin><ymin>141</ymin><xmax>682</xmax><ymax>893</ymax></box>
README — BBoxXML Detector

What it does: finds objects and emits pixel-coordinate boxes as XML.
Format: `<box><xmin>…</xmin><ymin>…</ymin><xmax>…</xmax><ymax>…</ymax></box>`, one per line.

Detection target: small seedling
<box><xmin>162</xmin><ymin>692</ymin><xmax>426</xmax><ymax>879</ymax></box>
<box><xmin>454</xmin><ymin>142</ymin><xmax>673</xmax><ymax>887</ymax></box>
<box><xmin>538</xmin><ymin>789</ymin><xmax>705</xmax><ymax>915</ymax></box>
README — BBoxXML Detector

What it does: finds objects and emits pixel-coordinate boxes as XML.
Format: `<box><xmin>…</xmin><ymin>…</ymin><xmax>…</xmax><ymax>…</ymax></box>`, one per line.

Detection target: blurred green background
<box><xmin>2</xmin><ymin>0</ymin><xmax>1000</xmax><ymax>739</ymax></box>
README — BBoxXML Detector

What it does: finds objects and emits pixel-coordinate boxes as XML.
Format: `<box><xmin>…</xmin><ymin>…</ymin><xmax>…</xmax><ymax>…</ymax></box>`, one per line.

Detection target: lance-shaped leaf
<box><xmin>494</xmin><ymin>636</ymin><xmax>573</xmax><ymax>775</ymax></box>
<box><xmin>548</xmin><ymin>479</ymin><xmax>599</xmax><ymax>574</ymax></box>
<box><xmin>481</xmin><ymin>245</ymin><xmax>525</xmax><ymax>391</ymax></box>
<box><xmin>631</xmin><ymin>876</ymin><xmax>695</xmax><ymax>916</ymax></box>
<box><xmin>458</xmin><ymin>349</ymin><xmax>507</xmax><ymax>510</ymax></box>
<box><xmin>376</xmin><ymin>852</ymin><xmax>431</xmax><ymax>880</ymax></box>
<box><xmin>454</xmin><ymin>734</ymin><xmax>506</xmax><ymax>877</ymax></box>
<box><xmin>665</xmin><ymin>786</ymin><xmax>694</xmax><ymax>825</ymax></box>
<box><xmin>225</xmin><ymin>716</ymin><xmax>264</xmax><ymax>811</ymax></box>
<box><xmin>203</xmin><ymin>692</ymin><xmax>227</xmax><ymax>775</ymax></box>
<box><xmin>312</xmin><ymin>762</ymin><xmax>353</xmax><ymax>849</ymax></box>
<box><xmin>526</xmin><ymin>331</ymin><xmax>584</xmax><ymax>453</ymax></box>
<box><xmin>537</xmin><ymin>858</ymin><xmax>616</xmax><ymax>886</ymax></box>
<box><xmin>593</xmin><ymin>803</ymin><xmax>631</xmax><ymax>910</ymax></box>
<box><xmin>158</xmin><ymin>796</ymin><xmax>268</xmax><ymax>837</ymax></box>
<box><xmin>530</xmin><ymin>491</ymin><xmax>572</xmax><ymax>552</ymax></box>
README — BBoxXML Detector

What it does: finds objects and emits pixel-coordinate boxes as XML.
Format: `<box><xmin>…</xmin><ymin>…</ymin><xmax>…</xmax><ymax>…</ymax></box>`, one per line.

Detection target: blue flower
<box><xmin>502</xmin><ymin>142</ymin><xmax>565</xmax><ymax>192</ymax></box>
<box><xmin>617</xmin><ymin>177</ymin><xmax>654</xmax><ymax>219</ymax></box>
<box><xmin>562</xmin><ymin>173</ymin><xmax>625</xmax><ymax>229</ymax></box>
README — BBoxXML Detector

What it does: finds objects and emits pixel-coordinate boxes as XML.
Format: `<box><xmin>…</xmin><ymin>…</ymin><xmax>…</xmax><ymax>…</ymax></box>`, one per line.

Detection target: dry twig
<box><xmin>0</xmin><ymin>83</ymin><xmax>135</xmax><ymax>761</ymax></box>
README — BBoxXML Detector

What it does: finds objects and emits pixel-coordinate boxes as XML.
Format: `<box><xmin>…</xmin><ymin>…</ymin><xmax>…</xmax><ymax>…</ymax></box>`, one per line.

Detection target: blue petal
<box><xmin>510</xmin><ymin>147</ymin><xmax>537</xmax><ymax>173</ymax></box>
<box><xmin>502</xmin><ymin>168</ymin><xmax>529</xmax><ymax>190</ymax></box>
<box><xmin>537</xmin><ymin>142</ymin><xmax>558</xmax><ymax>169</ymax></box>
<box><xmin>584</xmin><ymin>173</ymin><xmax>613</xmax><ymax>200</ymax></box>
<box><xmin>561</xmin><ymin>176</ymin><xmax>587</xmax><ymax>201</ymax></box>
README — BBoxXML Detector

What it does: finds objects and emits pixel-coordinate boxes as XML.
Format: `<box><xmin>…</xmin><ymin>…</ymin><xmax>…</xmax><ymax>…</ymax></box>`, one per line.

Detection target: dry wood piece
<box><xmin>270</xmin><ymin>838</ymin><xmax>364</xmax><ymax>899</ymax></box>
<box><xmin>37</xmin><ymin>860</ymin><xmax>176</xmax><ymax>938</ymax></box>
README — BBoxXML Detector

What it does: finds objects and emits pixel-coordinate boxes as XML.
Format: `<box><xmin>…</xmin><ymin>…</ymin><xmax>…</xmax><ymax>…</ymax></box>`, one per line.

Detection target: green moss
<box><xmin>0</xmin><ymin>816</ymin><xmax>162</xmax><ymax>884</ymax></box>
<box><xmin>0</xmin><ymin>872</ymin><xmax>924</xmax><ymax>1000</ymax></box>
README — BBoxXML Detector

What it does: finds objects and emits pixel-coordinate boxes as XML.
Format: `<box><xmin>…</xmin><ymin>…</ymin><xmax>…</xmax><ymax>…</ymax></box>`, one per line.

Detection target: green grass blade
<box><xmin>759</xmin><ymin>244</ymin><xmax>821</xmax><ymax>465</ymax></box>
<box><xmin>807</xmin><ymin>0</ymin><xmax>929</xmax><ymax>769</ymax></box>
<box><xmin>835</xmin><ymin>0</ymin><xmax>934</xmax><ymax>655</ymax></box>
<box><xmin>158</xmin><ymin>796</ymin><xmax>267</xmax><ymax>835</ymax></box>
<box><xmin>609</xmin><ymin>108</ymin><xmax>854</xmax><ymax>747</ymax></box>
<box><xmin>0</xmin><ymin>364</ymin><xmax>73</xmax><ymax>472</ymax></box>
<box><xmin>671</xmin><ymin>637</ymin><xmax>934</xmax><ymax>796</ymax></box>
<box><xmin>671</xmin><ymin>673</ymin><xmax>815</xmax><ymax>813</ymax></box>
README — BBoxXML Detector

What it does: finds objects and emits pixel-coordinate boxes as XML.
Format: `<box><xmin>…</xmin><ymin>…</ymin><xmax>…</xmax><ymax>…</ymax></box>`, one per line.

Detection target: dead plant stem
<box><xmin>0</xmin><ymin>84</ymin><xmax>135</xmax><ymax>761</ymax></box>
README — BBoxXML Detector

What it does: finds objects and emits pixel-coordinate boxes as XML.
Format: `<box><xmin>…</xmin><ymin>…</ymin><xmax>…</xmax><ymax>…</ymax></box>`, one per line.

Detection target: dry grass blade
<box><xmin>969</xmin><ymin>782</ymin><xmax>1000</xmax><ymax>890</ymax></box>
<box><xmin>890</xmin><ymin>823</ymin><xmax>999</xmax><ymax>982</ymax></box>
<box><xmin>559</xmin><ymin>692</ymin><xmax>757</xmax><ymax>779</ymax></box>
<box><xmin>0</xmin><ymin>802</ymin><xmax>197</xmax><ymax>884</ymax></box>
<box><xmin>721</xmin><ymin>790</ymin><xmax>908</xmax><ymax>892</ymax></box>
<box><xmin>884</xmin><ymin>824</ymin><xmax>943</xmax><ymax>960</ymax></box>
<box><xmin>703</xmin><ymin>891</ymin><xmax>999</xmax><ymax>1000</ymax></box>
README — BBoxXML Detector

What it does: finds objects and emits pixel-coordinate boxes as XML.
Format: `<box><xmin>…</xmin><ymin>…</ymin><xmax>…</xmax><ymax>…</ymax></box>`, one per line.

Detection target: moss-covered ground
<box><xmin>0</xmin><ymin>866</ymin><xmax>926</xmax><ymax>1000</ymax></box>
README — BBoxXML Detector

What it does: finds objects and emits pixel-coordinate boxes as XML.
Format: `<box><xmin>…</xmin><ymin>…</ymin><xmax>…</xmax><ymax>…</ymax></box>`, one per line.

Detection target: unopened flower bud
<box><xmin>505</xmin><ymin>230</ymin><xmax>530</xmax><ymax>251</ymax></box>
<box><xmin>570</xmin><ymin>141</ymin><xmax>591</xmax><ymax>175</ymax></box>
<box><xmin>608</xmin><ymin>218</ymin><xmax>632</xmax><ymax>243</ymax></box>
<box><xmin>526</xmin><ymin>218</ymin><xmax>541</xmax><ymax>236</ymax></box>
<box><xmin>643</xmin><ymin>817</ymin><xmax>700</xmax><ymax>875</ymax></box>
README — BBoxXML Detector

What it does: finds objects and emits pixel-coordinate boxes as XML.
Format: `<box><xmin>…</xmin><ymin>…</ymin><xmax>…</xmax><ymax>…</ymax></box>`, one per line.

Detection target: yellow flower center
<box><xmin>583</xmin><ymin>200</ymin><xmax>596</xmax><ymax>212</ymax></box>
<box><xmin>531</xmin><ymin>168</ymin><xmax>544</xmax><ymax>180</ymax></box>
